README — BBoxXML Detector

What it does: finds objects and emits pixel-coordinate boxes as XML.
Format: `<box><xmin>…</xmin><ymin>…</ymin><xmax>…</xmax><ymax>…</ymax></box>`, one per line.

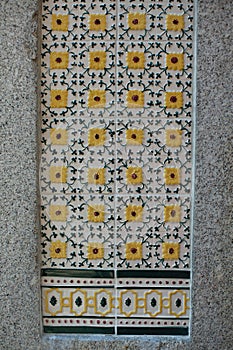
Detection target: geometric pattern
<box><xmin>41</xmin><ymin>0</ymin><xmax>195</xmax><ymax>336</ymax></box>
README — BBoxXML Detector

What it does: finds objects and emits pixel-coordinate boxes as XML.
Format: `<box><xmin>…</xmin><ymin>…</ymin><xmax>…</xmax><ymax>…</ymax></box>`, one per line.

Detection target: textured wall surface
<box><xmin>0</xmin><ymin>0</ymin><xmax>232</xmax><ymax>349</ymax></box>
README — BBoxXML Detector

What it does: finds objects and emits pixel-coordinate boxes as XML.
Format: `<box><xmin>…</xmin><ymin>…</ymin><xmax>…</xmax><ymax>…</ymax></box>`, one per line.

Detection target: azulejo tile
<box><xmin>72</xmin><ymin>118</ymin><xmax>115</xmax><ymax>194</ymax></box>
<box><xmin>42</xmin><ymin>0</ymin><xmax>79</xmax><ymax>42</ymax></box>
<box><xmin>41</xmin><ymin>41</ymin><xmax>78</xmax><ymax>73</ymax></box>
<box><xmin>117</xmin><ymin>41</ymin><xmax>156</xmax><ymax>81</ymax></box>
<box><xmin>78</xmin><ymin>0</ymin><xmax>116</xmax><ymax>41</ymax></box>
<box><xmin>41</xmin><ymin>274</ymin><xmax>190</xmax><ymax>335</ymax></box>
<box><xmin>155</xmin><ymin>0</ymin><xmax>194</xmax><ymax>41</ymax></box>
<box><xmin>154</xmin><ymin>41</ymin><xmax>193</xmax><ymax>81</ymax></box>
<box><xmin>40</xmin><ymin>0</ymin><xmax>195</xmax><ymax>336</ymax></box>
<box><xmin>118</xmin><ymin>0</ymin><xmax>157</xmax><ymax>42</ymax></box>
<box><xmin>77</xmin><ymin>41</ymin><xmax>116</xmax><ymax>115</ymax></box>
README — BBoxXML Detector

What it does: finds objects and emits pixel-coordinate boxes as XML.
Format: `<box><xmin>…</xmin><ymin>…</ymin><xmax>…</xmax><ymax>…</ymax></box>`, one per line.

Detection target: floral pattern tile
<box><xmin>41</xmin><ymin>0</ymin><xmax>195</xmax><ymax>336</ymax></box>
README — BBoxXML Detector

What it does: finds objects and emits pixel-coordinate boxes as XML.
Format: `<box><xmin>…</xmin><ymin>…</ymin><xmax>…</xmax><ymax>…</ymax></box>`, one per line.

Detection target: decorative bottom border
<box><xmin>42</xmin><ymin>269</ymin><xmax>190</xmax><ymax>336</ymax></box>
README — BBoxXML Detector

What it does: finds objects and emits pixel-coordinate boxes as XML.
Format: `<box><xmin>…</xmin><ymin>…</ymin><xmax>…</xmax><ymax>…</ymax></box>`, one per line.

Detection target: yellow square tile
<box><xmin>50</xmin><ymin>129</ymin><xmax>68</xmax><ymax>145</ymax></box>
<box><xmin>50</xmin><ymin>90</ymin><xmax>68</xmax><ymax>108</ymax></box>
<box><xmin>127</xmin><ymin>52</ymin><xmax>145</xmax><ymax>69</ymax></box>
<box><xmin>49</xmin><ymin>205</ymin><xmax>68</xmax><ymax>222</ymax></box>
<box><xmin>127</xmin><ymin>90</ymin><xmax>144</xmax><ymax>108</ymax></box>
<box><xmin>165</xmin><ymin>92</ymin><xmax>183</xmax><ymax>109</ymax></box>
<box><xmin>88</xmin><ymin>205</ymin><xmax>105</xmax><ymax>222</ymax></box>
<box><xmin>125</xmin><ymin>242</ymin><xmax>142</xmax><ymax>260</ymax></box>
<box><xmin>50</xmin><ymin>52</ymin><xmax>69</xmax><ymax>69</ymax></box>
<box><xmin>165</xmin><ymin>130</ymin><xmax>182</xmax><ymax>147</ymax></box>
<box><xmin>166</xmin><ymin>14</ymin><xmax>184</xmax><ymax>31</ymax></box>
<box><xmin>128</xmin><ymin>13</ymin><xmax>146</xmax><ymax>30</ymax></box>
<box><xmin>50</xmin><ymin>241</ymin><xmax>67</xmax><ymax>259</ymax></box>
<box><xmin>87</xmin><ymin>242</ymin><xmax>104</xmax><ymax>259</ymax></box>
<box><xmin>51</xmin><ymin>14</ymin><xmax>69</xmax><ymax>31</ymax></box>
<box><xmin>89</xmin><ymin>51</ymin><xmax>106</xmax><ymax>70</ymax></box>
<box><xmin>89</xmin><ymin>14</ymin><xmax>106</xmax><ymax>31</ymax></box>
<box><xmin>164</xmin><ymin>205</ymin><xmax>181</xmax><ymax>223</ymax></box>
<box><xmin>49</xmin><ymin>166</ymin><xmax>67</xmax><ymax>183</ymax></box>
<box><xmin>125</xmin><ymin>205</ymin><xmax>143</xmax><ymax>222</ymax></box>
<box><xmin>166</xmin><ymin>53</ymin><xmax>184</xmax><ymax>71</ymax></box>
<box><xmin>88</xmin><ymin>168</ymin><xmax>105</xmax><ymax>185</ymax></box>
<box><xmin>164</xmin><ymin>168</ymin><xmax>180</xmax><ymax>185</ymax></box>
<box><xmin>126</xmin><ymin>167</ymin><xmax>143</xmax><ymax>185</ymax></box>
<box><xmin>162</xmin><ymin>242</ymin><xmax>180</xmax><ymax>260</ymax></box>
<box><xmin>88</xmin><ymin>90</ymin><xmax>106</xmax><ymax>108</ymax></box>
<box><xmin>126</xmin><ymin>129</ymin><xmax>144</xmax><ymax>145</ymax></box>
<box><xmin>88</xmin><ymin>128</ymin><xmax>106</xmax><ymax>146</ymax></box>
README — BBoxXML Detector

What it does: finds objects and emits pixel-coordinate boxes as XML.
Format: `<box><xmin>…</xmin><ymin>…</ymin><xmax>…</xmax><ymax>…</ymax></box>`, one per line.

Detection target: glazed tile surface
<box><xmin>40</xmin><ymin>0</ymin><xmax>195</xmax><ymax>336</ymax></box>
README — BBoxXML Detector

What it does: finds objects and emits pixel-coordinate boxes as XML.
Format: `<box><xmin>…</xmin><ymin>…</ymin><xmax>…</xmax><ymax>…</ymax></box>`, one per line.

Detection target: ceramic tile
<box><xmin>73</xmin><ymin>118</ymin><xmax>115</xmax><ymax>194</ymax></box>
<box><xmin>41</xmin><ymin>41</ymin><xmax>78</xmax><ymax>74</ymax></box>
<box><xmin>40</xmin><ymin>0</ymin><xmax>195</xmax><ymax>336</ymax></box>
<box><xmin>41</xmin><ymin>193</ymin><xmax>77</xmax><ymax>268</ymax></box>
<box><xmin>116</xmin><ymin>287</ymin><xmax>190</xmax><ymax>318</ymax></box>
<box><xmin>116</xmin><ymin>118</ymin><xmax>192</xmax><ymax>195</ymax></box>
<box><xmin>41</xmin><ymin>81</ymin><xmax>78</xmax><ymax>119</ymax></box>
<box><xmin>77</xmin><ymin>41</ymin><xmax>116</xmax><ymax>116</ymax></box>
<box><xmin>118</xmin><ymin>0</ymin><xmax>193</xmax><ymax>42</ymax></box>
<box><xmin>116</xmin><ymin>39</ymin><xmax>192</xmax><ymax>119</ymax></box>
<box><xmin>155</xmin><ymin>0</ymin><xmax>194</xmax><ymax>41</ymax></box>
<box><xmin>42</xmin><ymin>0</ymin><xmax>79</xmax><ymax>42</ymax></box>
<box><xmin>78</xmin><ymin>0</ymin><xmax>116</xmax><ymax>41</ymax></box>
<box><xmin>42</xmin><ymin>287</ymin><xmax>116</xmax><ymax>317</ymax></box>
<box><xmin>116</xmin><ymin>195</ymin><xmax>190</xmax><ymax>270</ymax></box>
<box><xmin>41</xmin><ymin>275</ymin><xmax>190</xmax><ymax>334</ymax></box>
<box><xmin>153</xmin><ymin>41</ymin><xmax>193</xmax><ymax>81</ymax></box>
<box><xmin>118</xmin><ymin>0</ymin><xmax>158</xmax><ymax>42</ymax></box>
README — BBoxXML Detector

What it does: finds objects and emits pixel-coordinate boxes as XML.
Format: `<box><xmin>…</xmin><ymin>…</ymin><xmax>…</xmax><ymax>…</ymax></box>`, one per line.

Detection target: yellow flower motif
<box><xmin>49</xmin><ymin>205</ymin><xmax>68</xmax><ymax>222</ymax></box>
<box><xmin>127</xmin><ymin>52</ymin><xmax>145</xmax><ymax>69</ymax></box>
<box><xmin>88</xmin><ymin>168</ymin><xmax>105</xmax><ymax>185</ymax></box>
<box><xmin>165</xmin><ymin>92</ymin><xmax>183</xmax><ymax>109</ymax></box>
<box><xmin>89</xmin><ymin>51</ymin><xmax>106</xmax><ymax>70</ymax></box>
<box><xmin>166</xmin><ymin>53</ymin><xmax>184</xmax><ymax>71</ymax></box>
<box><xmin>125</xmin><ymin>242</ymin><xmax>142</xmax><ymax>260</ymax></box>
<box><xmin>128</xmin><ymin>13</ymin><xmax>146</xmax><ymax>30</ymax></box>
<box><xmin>87</xmin><ymin>242</ymin><xmax>104</xmax><ymax>259</ymax></box>
<box><xmin>125</xmin><ymin>205</ymin><xmax>143</xmax><ymax>222</ymax></box>
<box><xmin>50</xmin><ymin>241</ymin><xmax>67</xmax><ymax>259</ymax></box>
<box><xmin>50</xmin><ymin>129</ymin><xmax>68</xmax><ymax>145</ymax></box>
<box><xmin>126</xmin><ymin>167</ymin><xmax>143</xmax><ymax>185</ymax></box>
<box><xmin>127</xmin><ymin>90</ymin><xmax>144</xmax><ymax>108</ymax></box>
<box><xmin>162</xmin><ymin>242</ymin><xmax>180</xmax><ymax>260</ymax></box>
<box><xmin>88</xmin><ymin>128</ymin><xmax>106</xmax><ymax>146</ymax></box>
<box><xmin>88</xmin><ymin>204</ymin><xmax>105</xmax><ymax>222</ymax></box>
<box><xmin>51</xmin><ymin>14</ymin><xmax>69</xmax><ymax>31</ymax></box>
<box><xmin>50</xmin><ymin>52</ymin><xmax>69</xmax><ymax>69</ymax></box>
<box><xmin>166</xmin><ymin>14</ymin><xmax>184</xmax><ymax>31</ymax></box>
<box><xmin>49</xmin><ymin>166</ymin><xmax>67</xmax><ymax>183</ymax></box>
<box><xmin>126</xmin><ymin>129</ymin><xmax>144</xmax><ymax>145</ymax></box>
<box><xmin>88</xmin><ymin>90</ymin><xmax>106</xmax><ymax>108</ymax></box>
<box><xmin>164</xmin><ymin>168</ymin><xmax>180</xmax><ymax>185</ymax></box>
<box><xmin>164</xmin><ymin>205</ymin><xmax>181</xmax><ymax>223</ymax></box>
<box><xmin>50</xmin><ymin>90</ymin><xmax>68</xmax><ymax>108</ymax></box>
<box><xmin>165</xmin><ymin>130</ymin><xmax>182</xmax><ymax>147</ymax></box>
<box><xmin>89</xmin><ymin>14</ymin><xmax>106</xmax><ymax>31</ymax></box>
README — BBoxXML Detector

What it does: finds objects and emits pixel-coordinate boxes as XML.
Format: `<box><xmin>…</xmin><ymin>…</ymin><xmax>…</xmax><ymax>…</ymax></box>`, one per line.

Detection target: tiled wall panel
<box><xmin>40</xmin><ymin>0</ymin><xmax>195</xmax><ymax>336</ymax></box>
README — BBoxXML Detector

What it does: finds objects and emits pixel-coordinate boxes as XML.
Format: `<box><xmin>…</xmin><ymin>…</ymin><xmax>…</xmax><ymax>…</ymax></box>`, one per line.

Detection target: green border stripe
<box><xmin>44</xmin><ymin>326</ymin><xmax>114</xmax><ymax>334</ymax></box>
<box><xmin>44</xmin><ymin>326</ymin><xmax>188</xmax><ymax>336</ymax></box>
<box><xmin>117</xmin><ymin>270</ymin><xmax>190</xmax><ymax>279</ymax></box>
<box><xmin>42</xmin><ymin>269</ymin><xmax>190</xmax><ymax>279</ymax></box>
<box><xmin>117</xmin><ymin>327</ymin><xmax>189</xmax><ymax>336</ymax></box>
<box><xmin>42</xmin><ymin>269</ymin><xmax>114</xmax><ymax>278</ymax></box>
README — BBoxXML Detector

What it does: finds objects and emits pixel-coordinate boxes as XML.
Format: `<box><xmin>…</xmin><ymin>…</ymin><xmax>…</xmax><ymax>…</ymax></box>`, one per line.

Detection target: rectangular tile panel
<box><xmin>40</xmin><ymin>0</ymin><xmax>195</xmax><ymax>336</ymax></box>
